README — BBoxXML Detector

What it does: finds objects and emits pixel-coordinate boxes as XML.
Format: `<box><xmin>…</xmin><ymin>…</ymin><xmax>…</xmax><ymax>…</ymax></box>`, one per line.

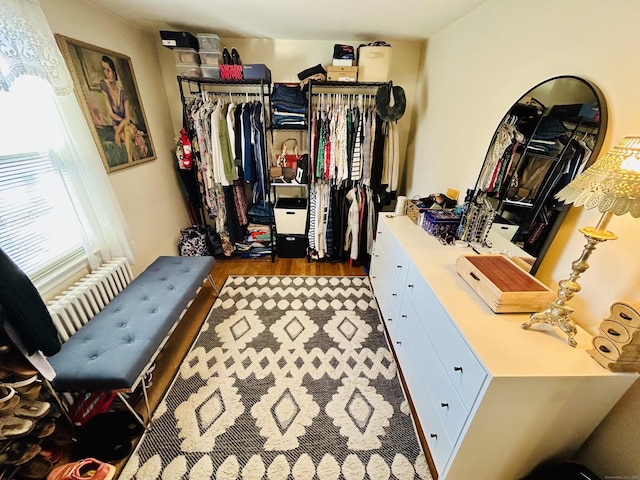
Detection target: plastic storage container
<box><xmin>175</xmin><ymin>64</ymin><xmax>201</xmax><ymax>78</ymax></box>
<box><xmin>173</xmin><ymin>48</ymin><xmax>200</xmax><ymax>65</ymax></box>
<box><xmin>201</xmin><ymin>66</ymin><xmax>221</xmax><ymax>79</ymax></box>
<box><xmin>199</xmin><ymin>51</ymin><xmax>222</xmax><ymax>66</ymax></box>
<box><xmin>196</xmin><ymin>33</ymin><xmax>222</xmax><ymax>52</ymax></box>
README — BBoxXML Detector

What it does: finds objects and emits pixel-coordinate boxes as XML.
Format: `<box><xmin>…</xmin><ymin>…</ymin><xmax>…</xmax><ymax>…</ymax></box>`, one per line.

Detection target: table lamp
<box><xmin>522</xmin><ymin>136</ymin><xmax>640</xmax><ymax>346</ymax></box>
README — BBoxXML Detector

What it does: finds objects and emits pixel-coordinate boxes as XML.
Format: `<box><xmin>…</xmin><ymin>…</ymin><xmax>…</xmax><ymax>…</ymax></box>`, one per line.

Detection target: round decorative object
<box><xmin>375</xmin><ymin>82</ymin><xmax>406</xmax><ymax>122</ymax></box>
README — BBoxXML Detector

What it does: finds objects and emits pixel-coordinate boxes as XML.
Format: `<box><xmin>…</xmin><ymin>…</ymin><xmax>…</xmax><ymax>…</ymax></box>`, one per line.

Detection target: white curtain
<box><xmin>0</xmin><ymin>0</ymin><xmax>135</xmax><ymax>269</ymax></box>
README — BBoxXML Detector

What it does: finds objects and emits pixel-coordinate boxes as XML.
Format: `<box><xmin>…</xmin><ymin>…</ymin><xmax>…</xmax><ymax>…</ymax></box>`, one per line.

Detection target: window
<box><xmin>0</xmin><ymin>76</ymin><xmax>95</xmax><ymax>290</ymax></box>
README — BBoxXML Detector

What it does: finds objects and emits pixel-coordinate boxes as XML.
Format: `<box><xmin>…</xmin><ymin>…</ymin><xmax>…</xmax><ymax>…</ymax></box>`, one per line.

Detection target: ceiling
<box><xmin>84</xmin><ymin>0</ymin><xmax>488</xmax><ymax>42</ymax></box>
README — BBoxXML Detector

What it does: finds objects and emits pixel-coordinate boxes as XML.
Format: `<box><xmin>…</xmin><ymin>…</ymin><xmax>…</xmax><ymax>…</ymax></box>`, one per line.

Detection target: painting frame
<box><xmin>56</xmin><ymin>35</ymin><xmax>156</xmax><ymax>173</ymax></box>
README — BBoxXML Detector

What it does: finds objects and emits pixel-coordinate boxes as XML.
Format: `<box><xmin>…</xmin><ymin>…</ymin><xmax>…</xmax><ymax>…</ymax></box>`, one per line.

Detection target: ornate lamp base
<box><xmin>521</xmin><ymin>215</ymin><xmax>616</xmax><ymax>347</ymax></box>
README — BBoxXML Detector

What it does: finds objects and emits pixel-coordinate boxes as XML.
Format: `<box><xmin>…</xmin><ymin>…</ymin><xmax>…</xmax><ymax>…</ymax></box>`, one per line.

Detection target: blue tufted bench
<box><xmin>47</xmin><ymin>256</ymin><xmax>216</xmax><ymax>425</ymax></box>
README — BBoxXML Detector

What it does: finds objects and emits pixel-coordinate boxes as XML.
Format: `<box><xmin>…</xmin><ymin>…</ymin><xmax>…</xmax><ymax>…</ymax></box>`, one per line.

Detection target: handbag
<box><xmin>296</xmin><ymin>154</ymin><xmax>309</xmax><ymax>184</ymax></box>
<box><xmin>277</xmin><ymin>138</ymin><xmax>301</xmax><ymax>170</ymax></box>
<box><xmin>178</xmin><ymin>225</ymin><xmax>212</xmax><ymax>256</ymax></box>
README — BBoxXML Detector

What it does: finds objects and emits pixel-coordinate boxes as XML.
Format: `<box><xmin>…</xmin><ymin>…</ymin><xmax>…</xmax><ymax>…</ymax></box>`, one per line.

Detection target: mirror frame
<box><xmin>476</xmin><ymin>75</ymin><xmax>608</xmax><ymax>275</ymax></box>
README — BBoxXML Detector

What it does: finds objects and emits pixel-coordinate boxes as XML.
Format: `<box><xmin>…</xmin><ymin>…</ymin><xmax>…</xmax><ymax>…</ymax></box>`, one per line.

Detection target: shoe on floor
<box><xmin>47</xmin><ymin>458</ymin><xmax>115</xmax><ymax>480</ymax></box>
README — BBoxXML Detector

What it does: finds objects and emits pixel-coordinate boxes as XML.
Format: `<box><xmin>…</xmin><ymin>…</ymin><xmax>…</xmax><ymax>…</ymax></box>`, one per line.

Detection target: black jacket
<box><xmin>0</xmin><ymin>247</ymin><xmax>61</xmax><ymax>356</ymax></box>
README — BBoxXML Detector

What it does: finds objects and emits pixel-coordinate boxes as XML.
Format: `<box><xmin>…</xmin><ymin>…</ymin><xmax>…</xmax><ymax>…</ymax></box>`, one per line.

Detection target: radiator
<box><xmin>47</xmin><ymin>257</ymin><xmax>133</xmax><ymax>342</ymax></box>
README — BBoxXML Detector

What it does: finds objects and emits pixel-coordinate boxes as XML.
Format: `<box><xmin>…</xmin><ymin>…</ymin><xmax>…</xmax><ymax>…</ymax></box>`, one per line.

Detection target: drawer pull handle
<box><xmin>430</xmin><ymin>433</ymin><xmax>438</xmax><ymax>439</ymax></box>
<box><xmin>607</xmin><ymin>328</ymin><xmax>621</xmax><ymax>337</ymax></box>
<box><xmin>392</xmin><ymin>293</ymin><xmax>397</xmax><ymax>297</ymax></box>
<box><xmin>387</xmin><ymin>318</ymin><xmax>393</xmax><ymax>322</ymax></box>
<box><xmin>374</xmin><ymin>254</ymin><xmax>379</xmax><ymax>257</ymax></box>
<box><xmin>407</xmin><ymin>284</ymin><xmax>414</xmax><ymax>288</ymax></box>
<box><xmin>469</xmin><ymin>272</ymin><xmax>480</xmax><ymax>281</ymax></box>
<box><xmin>372</xmin><ymin>276</ymin><xmax>377</xmax><ymax>279</ymax></box>
<box><xmin>401</xmin><ymin>315</ymin><xmax>407</xmax><ymax>318</ymax></box>
<box><xmin>396</xmin><ymin>265</ymin><xmax>403</xmax><ymax>269</ymax></box>
<box><xmin>454</xmin><ymin>366</ymin><xmax>463</xmax><ymax>372</ymax></box>
<box><xmin>396</xmin><ymin>341</ymin><xmax>402</xmax><ymax>345</ymax></box>
<box><xmin>441</xmin><ymin>402</ymin><xmax>449</xmax><ymax>408</ymax></box>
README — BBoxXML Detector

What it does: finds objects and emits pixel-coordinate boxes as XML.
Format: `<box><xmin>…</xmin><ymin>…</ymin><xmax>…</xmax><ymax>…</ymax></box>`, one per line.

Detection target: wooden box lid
<box><xmin>455</xmin><ymin>254</ymin><xmax>555</xmax><ymax>313</ymax></box>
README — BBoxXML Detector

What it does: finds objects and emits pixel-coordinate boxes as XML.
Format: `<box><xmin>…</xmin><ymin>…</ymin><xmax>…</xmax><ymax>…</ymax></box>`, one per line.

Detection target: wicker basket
<box><xmin>406</xmin><ymin>200</ymin><xmax>422</xmax><ymax>225</ymax></box>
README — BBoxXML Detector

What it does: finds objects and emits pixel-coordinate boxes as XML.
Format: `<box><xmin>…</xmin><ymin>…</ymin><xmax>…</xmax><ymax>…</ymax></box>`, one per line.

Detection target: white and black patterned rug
<box><xmin>120</xmin><ymin>276</ymin><xmax>430</xmax><ymax>479</ymax></box>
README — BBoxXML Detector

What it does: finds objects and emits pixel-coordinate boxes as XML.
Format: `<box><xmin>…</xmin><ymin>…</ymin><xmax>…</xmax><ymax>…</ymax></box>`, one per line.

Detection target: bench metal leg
<box><xmin>44</xmin><ymin>380</ymin><xmax>76</xmax><ymax>428</ymax></box>
<box><xmin>208</xmin><ymin>274</ymin><xmax>219</xmax><ymax>295</ymax></box>
<box><xmin>118</xmin><ymin>375</ymin><xmax>152</xmax><ymax>431</ymax></box>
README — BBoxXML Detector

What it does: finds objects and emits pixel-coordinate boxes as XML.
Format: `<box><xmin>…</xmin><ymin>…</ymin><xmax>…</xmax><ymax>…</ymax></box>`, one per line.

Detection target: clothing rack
<box><xmin>304</xmin><ymin>80</ymin><xmax>393</xmax><ymax>266</ymax></box>
<box><xmin>177</xmin><ymin>76</ymin><xmax>276</xmax><ymax>261</ymax></box>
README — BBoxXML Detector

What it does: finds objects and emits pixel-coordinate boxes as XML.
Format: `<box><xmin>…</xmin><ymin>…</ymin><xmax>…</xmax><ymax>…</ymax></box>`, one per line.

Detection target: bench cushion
<box><xmin>48</xmin><ymin>256</ymin><xmax>215</xmax><ymax>391</ymax></box>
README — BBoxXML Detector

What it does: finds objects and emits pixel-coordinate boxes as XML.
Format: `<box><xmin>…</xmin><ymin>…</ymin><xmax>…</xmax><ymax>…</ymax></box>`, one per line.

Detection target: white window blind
<box><xmin>0</xmin><ymin>76</ymin><xmax>96</xmax><ymax>288</ymax></box>
<box><xmin>0</xmin><ymin>151</ymin><xmax>89</xmax><ymax>282</ymax></box>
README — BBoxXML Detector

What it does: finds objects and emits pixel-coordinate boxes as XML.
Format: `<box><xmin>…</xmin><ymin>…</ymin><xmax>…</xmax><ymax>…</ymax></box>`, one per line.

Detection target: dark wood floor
<box><xmin>114</xmin><ymin>257</ymin><xmax>366</xmax><ymax>474</ymax></box>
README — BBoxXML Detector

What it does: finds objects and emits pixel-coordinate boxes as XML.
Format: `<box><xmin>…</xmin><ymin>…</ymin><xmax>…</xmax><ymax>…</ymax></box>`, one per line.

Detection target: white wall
<box><xmin>407</xmin><ymin>0</ymin><xmax>640</xmax><ymax>476</ymax></box>
<box><xmin>42</xmin><ymin>0</ymin><xmax>193</xmax><ymax>276</ymax></box>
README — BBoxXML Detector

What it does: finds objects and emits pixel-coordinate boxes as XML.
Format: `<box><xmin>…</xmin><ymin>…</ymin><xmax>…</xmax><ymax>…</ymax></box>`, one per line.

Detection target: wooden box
<box><xmin>455</xmin><ymin>254</ymin><xmax>555</xmax><ymax>313</ymax></box>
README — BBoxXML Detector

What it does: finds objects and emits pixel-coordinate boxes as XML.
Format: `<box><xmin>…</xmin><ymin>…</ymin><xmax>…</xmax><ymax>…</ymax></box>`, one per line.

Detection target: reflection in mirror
<box><xmin>463</xmin><ymin>76</ymin><xmax>607</xmax><ymax>275</ymax></box>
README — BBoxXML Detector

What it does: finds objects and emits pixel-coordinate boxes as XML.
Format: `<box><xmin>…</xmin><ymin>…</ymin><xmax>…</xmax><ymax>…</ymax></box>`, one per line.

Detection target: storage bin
<box><xmin>201</xmin><ymin>66</ymin><xmax>221</xmax><ymax>79</ymax></box>
<box><xmin>357</xmin><ymin>46</ymin><xmax>392</xmax><ymax>82</ymax></box>
<box><xmin>327</xmin><ymin>66</ymin><xmax>357</xmax><ymax>82</ymax></box>
<box><xmin>243</xmin><ymin>64</ymin><xmax>272</xmax><ymax>82</ymax></box>
<box><xmin>196</xmin><ymin>33</ymin><xmax>222</xmax><ymax>52</ymax></box>
<box><xmin>276</xmin><ymin>234</ymin><xmax>307</xmax><ymax>258</ymax></box>
<box><xmin>175</xmin><ymin>63</ymin><xmax>201</xmax><ymax>78</ymax></box>
<box><xmin>160</xmin><ymin>31</ymin><xmax>199</xmax><ymax>50</ymax></box>
<box><xmin>173</xmin><ymin>48</ymin><xmax>200</xmax><ymax>65</ymax></box>
<box><xmin>274</xmin><ymin>198</ymin><xmax>307</xmax><ymax>234</ymax></box>
<box><xmin>199</xmin><ymin>51</ymin><xmax>222</xmax><ymax>66</ymax></box>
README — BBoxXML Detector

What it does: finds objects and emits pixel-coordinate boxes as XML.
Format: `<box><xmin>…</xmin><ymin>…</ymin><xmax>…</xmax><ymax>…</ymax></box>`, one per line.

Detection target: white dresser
<box><xmin>369</xmin><ymin>214</ymin><xmax>637</xmax><ymax>479</ymax></box>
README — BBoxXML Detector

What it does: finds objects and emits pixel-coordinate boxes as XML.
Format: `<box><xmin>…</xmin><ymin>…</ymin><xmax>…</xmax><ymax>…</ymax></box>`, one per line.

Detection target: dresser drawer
<box><xmin>402</xmin><ymin>301</ymin><xmax>469</xmax><ymax>445</ymax></box>
<box><xmin>406</xmin><ymin>265</ymin><xmax>487</xmax><ymax>411</ymax></box>
<box><xmin>375</xmin><ymin>223</ymin><xmax>410</xmax><ymax>286</ymax></box>
<box><xmin>397</xmin><ymin>319</ymin><xmax>453</xmax><ymax>472</ymax></box>
<box><xmin>369</xmin><ymin>249</ymin><xmax>400</xmax><ymax>339</ymax></box>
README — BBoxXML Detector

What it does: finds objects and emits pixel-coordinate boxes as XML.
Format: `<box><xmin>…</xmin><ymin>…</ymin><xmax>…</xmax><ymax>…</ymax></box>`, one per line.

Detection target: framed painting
<box><xmin>56</xmin><ymin>35</ymin><xmax>156</xmax><ymax>173</ymax></box>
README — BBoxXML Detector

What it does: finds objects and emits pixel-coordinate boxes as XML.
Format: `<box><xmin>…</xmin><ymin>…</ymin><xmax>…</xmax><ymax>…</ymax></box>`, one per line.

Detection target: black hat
<box><xmin>297</xmin><ymin>64</ymin><xmax>327</xmax><ymax>81</ymax></box>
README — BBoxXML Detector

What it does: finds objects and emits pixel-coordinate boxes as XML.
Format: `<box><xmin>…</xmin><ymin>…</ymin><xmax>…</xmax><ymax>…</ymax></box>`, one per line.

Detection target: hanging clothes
<box><xmin>306</xmin><ymin>90</ymin><xmax>395</xmax><ymax>265</ymax></box>
<box><xmin>183</xmin><ymin>89</ymin><xmax>269</xmax><ymax>257</ymax></box>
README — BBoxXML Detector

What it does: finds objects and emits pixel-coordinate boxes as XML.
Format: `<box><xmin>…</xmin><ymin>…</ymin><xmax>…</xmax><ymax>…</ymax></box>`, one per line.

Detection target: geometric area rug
<box><xmin>120</xmin><ymin>276</ymin><xmax>431</xmax><ymax>480</ymax></box>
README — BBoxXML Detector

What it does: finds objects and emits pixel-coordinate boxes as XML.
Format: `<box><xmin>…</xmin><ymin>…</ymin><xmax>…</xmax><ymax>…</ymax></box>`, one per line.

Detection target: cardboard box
<box><xmin>357</xmin><ymin>46</ymin><xmax>392</xmax><ymax>82</ymax></box>
<box><xmin>243</xmin><ymin>64</ymin><xmax>271</xmax><ymax>82</ymax></box>
<box><xmin>327</xmin><ymin>65</ymin><xmax>358</xmax><ymax>82</ymax></box>
<box><xmin>455</xmin><ymin>254</ymin><xmax>555</xmax><ymax>313</ymax></box>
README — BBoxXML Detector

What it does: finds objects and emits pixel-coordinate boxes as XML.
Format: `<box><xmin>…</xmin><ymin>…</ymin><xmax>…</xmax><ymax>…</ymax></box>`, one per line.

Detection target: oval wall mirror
<box><xmin>469</xmin><ymin>75</ymin><xmax>608</xmax><ymax>275</ymax></box>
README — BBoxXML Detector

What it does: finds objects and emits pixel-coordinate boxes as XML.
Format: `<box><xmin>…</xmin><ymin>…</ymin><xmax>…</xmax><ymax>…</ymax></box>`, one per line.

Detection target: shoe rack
<box><xmin>0</xmin><ymin>349</ymin><xmax>75</xmax><ymax>479</ymax></box>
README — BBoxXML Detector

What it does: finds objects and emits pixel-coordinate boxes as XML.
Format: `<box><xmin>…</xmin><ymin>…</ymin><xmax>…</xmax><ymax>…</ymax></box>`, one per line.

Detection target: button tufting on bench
<box><xmin>48</xmin><ymin>256</ymin><xmax>215</xmax><ymax>391</ymax></box>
